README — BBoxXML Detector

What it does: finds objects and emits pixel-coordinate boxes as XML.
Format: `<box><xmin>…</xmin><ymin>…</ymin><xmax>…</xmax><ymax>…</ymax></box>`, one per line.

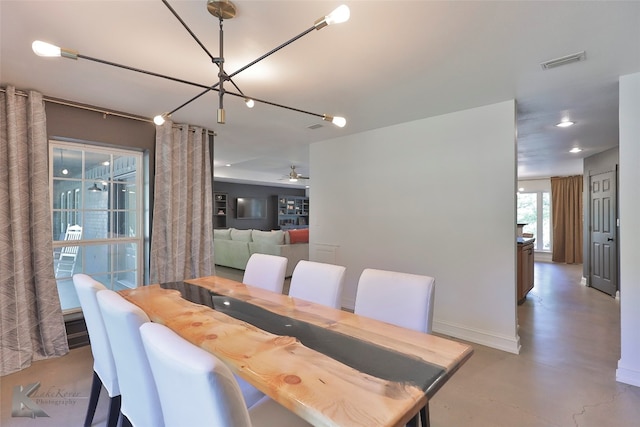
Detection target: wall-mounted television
<box><xmin>236</xmin><ymin>197</ymin><xmax>267</xmax><ymax>219</ymax></box>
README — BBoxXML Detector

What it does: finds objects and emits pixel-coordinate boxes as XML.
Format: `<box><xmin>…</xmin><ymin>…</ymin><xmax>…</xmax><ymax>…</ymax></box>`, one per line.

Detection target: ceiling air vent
<box><xmin>540</xmin><ymin>51</ymin><xmax>586</xmax><ymax>70</ymax></box>
<box><xmin>307</xmin><ymin>123</ymin><xmax>323</xmax><ymax>130</ymax></box>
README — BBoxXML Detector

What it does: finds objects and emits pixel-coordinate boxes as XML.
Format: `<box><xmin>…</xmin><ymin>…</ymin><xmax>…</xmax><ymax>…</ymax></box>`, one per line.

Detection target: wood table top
<box><xmin>120</xmin><ymin>276</ymin><xmax>473</xmax><ymax>427</ymax></box>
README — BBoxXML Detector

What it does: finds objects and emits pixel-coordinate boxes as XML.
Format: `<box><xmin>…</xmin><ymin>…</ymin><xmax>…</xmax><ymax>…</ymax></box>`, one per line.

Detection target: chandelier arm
<box><xmin>77</xmin><ymin>53</ymin><xmax>212</xmax><ymax>90</ymax></box>
<box><xmin>227</xmin><ymin>77</ymin><xmax>245</xmax><ymax>97</ymax></box>
<box><xmin>224</xmin><ymin>90</ymin><xmax>324</xmax><ymax>119</ymax></box>
<box><xmin>228</xmin><ymin>26</ymin><xmax>315</xmax><ymax>79</ymax></box>
<box><xmin>168</xmin><ymin>85</ymin><xmax>220</xmax><ymax>116</ymax></box>
<box><xmin>161</xmin><ymin>0</ymin><xmax>217</xmax><ymax>63</ymax></box>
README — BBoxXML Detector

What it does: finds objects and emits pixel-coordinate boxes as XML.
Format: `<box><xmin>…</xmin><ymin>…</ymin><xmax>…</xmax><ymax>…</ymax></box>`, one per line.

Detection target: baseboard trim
<box><xmin>434</xmin><ymin>320</ymin><xmax>521</xmax><ymax>354</ymax></box>
<box><xmin>616</xmin><ymin>362</ymin><xmax>640</xmax><ymax>387</ymax></box>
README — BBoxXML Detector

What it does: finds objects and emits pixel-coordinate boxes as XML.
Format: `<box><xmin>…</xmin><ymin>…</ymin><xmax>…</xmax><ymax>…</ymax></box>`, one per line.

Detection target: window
<box><xmin>50</xmin><ymin>141</ymin><xmax>143</xmax><ymax>313</ymax></box>
<box><xmin>517</xmin><ymin>191</ymin><xmax>551</xmax><ymax>251</ymax></box>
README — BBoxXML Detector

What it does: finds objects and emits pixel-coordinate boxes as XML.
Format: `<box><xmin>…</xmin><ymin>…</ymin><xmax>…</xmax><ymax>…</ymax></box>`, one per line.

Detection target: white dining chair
<box><xmin>288</xmin><ymin>260</ymin><xmax>346</xmax><ymax>309</ymax></box>
<box><xmin>139</xmin><ymin>322</ymin><xmax>312</xmax><ymax>427</ymax></box>
<box><xmin>96</xmin><ymin>290</ymin><xmax>164</xmax><ymax>427</ymax></box>
<box><xmin>354</xmin><ymin>268</ymin><xmax>436</xmax><ymax>427</ymax></box>
<box><xmin>354</xmin><ymin>268</ymin><xmax>436</xmax><ymax>333</ymax></box>
<box><xmin>72</xmin><ymin>274</ymin><xmax>120</xmax><ymax>427</ymax></box>
<box><xmin>242</xmin><ymin>253</ymin><xmax>288</xmax><ymax>294</ymax></box>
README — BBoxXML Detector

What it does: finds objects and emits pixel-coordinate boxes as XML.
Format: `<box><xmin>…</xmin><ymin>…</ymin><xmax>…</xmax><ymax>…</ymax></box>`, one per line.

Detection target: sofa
<box><xmin>213</xmin><ymin>228</ymin><xmax>309</xmax><ymax>277</ymax></box>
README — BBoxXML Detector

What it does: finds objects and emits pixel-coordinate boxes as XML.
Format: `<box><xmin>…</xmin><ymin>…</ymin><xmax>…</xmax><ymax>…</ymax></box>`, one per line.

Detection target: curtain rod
<box><xmin>1</xmin><ymin>86</ymin><xmax>150</xmax><ymax>123</ymax></box>
<box><xmin>0</xmin><ymin>86</ymin><xmax>216</xmax><ymax>135</ymax></box>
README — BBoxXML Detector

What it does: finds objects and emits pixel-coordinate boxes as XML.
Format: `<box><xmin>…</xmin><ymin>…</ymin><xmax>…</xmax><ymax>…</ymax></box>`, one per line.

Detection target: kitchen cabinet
<box><xmin>517</xmin><ymin>238</ymin><xmax>535</xmax><ymax>304</ymax></box>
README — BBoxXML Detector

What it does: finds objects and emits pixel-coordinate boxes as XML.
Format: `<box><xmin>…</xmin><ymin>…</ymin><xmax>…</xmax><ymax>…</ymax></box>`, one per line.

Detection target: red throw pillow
<box><xmin>288</xmin><ymin>228</ymin><xmax>309</xmax><ymax>244</ymax></box>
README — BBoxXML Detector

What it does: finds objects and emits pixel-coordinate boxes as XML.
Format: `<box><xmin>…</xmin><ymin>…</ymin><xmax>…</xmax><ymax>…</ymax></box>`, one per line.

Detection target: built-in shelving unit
<box><xmin>214</xmin><ymin>192</ymin><xmax>228</xmax><ymax>229</ymax></box>
<box><xmin>277</xmin><ymin>195</ymin><xmax>309</xmax><ymax>230</ymax></box>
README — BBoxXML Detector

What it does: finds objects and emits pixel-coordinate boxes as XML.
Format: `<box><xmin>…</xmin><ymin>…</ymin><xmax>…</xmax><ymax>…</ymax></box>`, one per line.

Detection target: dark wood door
<box><xmin>590</xmin><ymin>171</ymin><xmax>618</xmax><ymax>296</ymax></box>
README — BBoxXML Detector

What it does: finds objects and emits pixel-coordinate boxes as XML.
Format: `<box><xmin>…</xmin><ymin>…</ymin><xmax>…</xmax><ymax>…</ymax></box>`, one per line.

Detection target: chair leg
<box><xmin>106</xmin><ymin>395</ymin><xmax>121</xmax><ymax>427</ymax></box>
<box><xmin>121</xmin><ymin>414</ymin><xmax>133</xmax><ymax>427</ymax></box>
<box><xmin>84</xmin><ymin>371</ymin><xmax>102</xmax><ymax>427</ymax></box>
<box><xmin>420</xmin><ymin>403</ymin><xmax>430</xmax><ymax>427</ymax></box>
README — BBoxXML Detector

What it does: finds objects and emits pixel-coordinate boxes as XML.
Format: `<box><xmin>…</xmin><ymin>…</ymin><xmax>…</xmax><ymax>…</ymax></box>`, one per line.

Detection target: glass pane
<box><xmin>542</xmin><ymin>192</ymin><xmax>551</xmax><ymax>250</ymax></box>
<box><xmin>113</xmin><ymin>154</ymin><xmax>137</xmax><ymax>177</ymax></box>
<box><xmin>84</xmin><ymin>244</ymin><xmax>111</xmax><ymax>275</ymax></box>
<box><xmin>517</xmin><ymin>193</ymin><xmax>537</xmax><ymax>236</ymax></box>
<box><xmin>81</xmin><ymin>212</ymin><xmax>109</xmax><ymax>239</ymax></box>
<box><xmin>52</xmin><ymin>147</ymin><xmax>82</xmax><ymax>179</ymax></box>
<box><xmin>52</xmin><ymin>180</ymin><xmax>83</xmax><ymax>209</ymax></box>
<box><xmin>56</xmin><ymin>277</ymin><xmax>79</xmax><ymax>312</ymax></box>
<box><xmin>114</xmin><ymin>242</ymin><xmax>136</xmax><ymax>270</ymax></box>
<box><xmin>52</xmin><ymin>217</ymin><xmax>84</xmax><ymax>241</ymax></box>
<box><xmin>85</xmin><ymin>152</ymin><xmax>112</xmax><ymax>181</ymax></box>
<box><xmin>54</xmin><ymin>245</ymin><xmax>83</xmax><ymax>279</ymax></box>
<box><xmin>113</xmin><ymin>211</ymin><xmax>136</xmax><ymax>238</ymax></box>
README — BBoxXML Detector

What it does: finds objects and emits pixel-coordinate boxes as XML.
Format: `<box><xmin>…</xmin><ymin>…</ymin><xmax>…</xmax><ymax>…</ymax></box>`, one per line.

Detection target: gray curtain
<box><xmin>150</xmin><ymin>122</ymin><xmax>214</xmax><ymax>284</ymax></box>
<box><xmin>0</xmin><ymin>86</ymin><xmax>69</xmax><ymax>376</ymax></box>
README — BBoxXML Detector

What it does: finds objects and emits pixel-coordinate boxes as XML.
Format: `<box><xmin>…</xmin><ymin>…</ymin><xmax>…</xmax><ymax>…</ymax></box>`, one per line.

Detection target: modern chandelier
<box><xmin>32</xmin><ymin>0</ymin><xmax>349</xmax><ymax>128</ymax></box>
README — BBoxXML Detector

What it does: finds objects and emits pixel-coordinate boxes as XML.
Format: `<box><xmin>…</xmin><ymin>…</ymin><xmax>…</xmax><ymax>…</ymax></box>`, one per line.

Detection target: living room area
<box><xmin>212</xmin><ymin>180</ymin><xmax>311</xmax><ymax>277</ymax></box>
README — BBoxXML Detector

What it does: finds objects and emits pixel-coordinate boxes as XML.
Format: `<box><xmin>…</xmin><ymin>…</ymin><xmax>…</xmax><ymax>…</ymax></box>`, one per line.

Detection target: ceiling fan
<box><xmin>286</xmin><ymin>166</ymin><xmax>309</xmax><ymax>182</ymax></box>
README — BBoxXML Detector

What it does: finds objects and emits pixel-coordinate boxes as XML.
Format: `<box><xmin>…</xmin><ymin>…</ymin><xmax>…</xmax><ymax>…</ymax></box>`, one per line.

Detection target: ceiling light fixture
<box><xmin>32</xmin><ymin>0</ymin><xmax>349</xmax><ymax>127</ymax></box>
<box><xmin>88</xmin><ymin>182</ymin><xmax>103</xmax><ymax>192</ymax></box>
<box><xmin>59</xmin><ymin>150</ymin><xmax>69</xmax><ymax>175</ymax></box>
<box><xmin>288</xmin><ymin>165</ymin><xmax>309</xmax><ymax>182</ymax></box>
<box><xmin>569</xmin><ymin>147</ymin><xmax>582</xmax><ymax>153</ymax></box>
<box><xmin>556</xmin><ymin>120</ymin><xmax>574</xmax><ymax>128</ymax></box>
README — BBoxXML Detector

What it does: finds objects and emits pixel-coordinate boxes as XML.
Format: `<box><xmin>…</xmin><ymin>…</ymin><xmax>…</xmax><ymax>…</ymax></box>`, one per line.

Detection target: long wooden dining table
<box><xmin>120</xmin><ymin>276</ymin><xmax>473</xmax><ymax>427</ymax></box>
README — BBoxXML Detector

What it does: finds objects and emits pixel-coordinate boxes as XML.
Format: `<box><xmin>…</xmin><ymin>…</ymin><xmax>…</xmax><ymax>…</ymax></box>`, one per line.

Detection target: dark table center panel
<box><xmin>160</xmin><ymin>281</ymin><xmax>445</xmax><ymax>394</ymax></box>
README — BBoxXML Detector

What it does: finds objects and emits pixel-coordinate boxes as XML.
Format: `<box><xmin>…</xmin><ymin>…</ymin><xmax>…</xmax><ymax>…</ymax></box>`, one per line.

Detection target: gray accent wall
<box><xmin>213</xmin><ymin>181</ymin><xmax>305</xmax><ymax>230</ymax></box>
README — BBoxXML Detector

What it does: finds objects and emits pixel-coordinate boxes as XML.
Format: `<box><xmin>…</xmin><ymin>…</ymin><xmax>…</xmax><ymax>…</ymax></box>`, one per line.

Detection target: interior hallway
<box><xmin>1</xmin><ymin>262</ymin><xmax>639</xmax><ymax>426</ymax></box>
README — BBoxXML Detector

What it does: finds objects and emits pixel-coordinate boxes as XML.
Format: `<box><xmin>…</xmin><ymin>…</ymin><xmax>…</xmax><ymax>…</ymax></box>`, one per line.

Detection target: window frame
<box><xmin>50</xmin><ymin>140</ymin><xmax>144</xmax><ymax>314</ymax></box>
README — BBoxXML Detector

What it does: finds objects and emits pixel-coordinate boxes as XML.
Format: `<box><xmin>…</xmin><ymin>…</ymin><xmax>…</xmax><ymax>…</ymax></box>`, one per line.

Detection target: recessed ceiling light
<box><xmin>518</xmin><ymin>187</ymin><xmax>524</xmax><ymax>192</ymax></box>
<box><xmin>556</xmin><ymin>120</ymin><xmax>574</xmax><ymax>128</ymax></box>
<box><xmin>569</xmin><ymin>147</ymin><xmax>582</xmax><ymax>153</ymax></box>
<box><xmin>225</xmin><ymin>164</ymin><xmax>231</xmax><ymax>167</ymax></box>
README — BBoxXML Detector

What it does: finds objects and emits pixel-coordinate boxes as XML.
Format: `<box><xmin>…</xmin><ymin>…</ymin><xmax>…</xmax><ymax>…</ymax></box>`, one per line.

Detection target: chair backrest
<box><xmin>354</xmin><ymin>268</ymin><xmax>436</xmax><ymax>333</ymax></box>
<box><xmin>62</xmin><ymin>224</ymin><xmax>82</xmax><ymax>255</ymax></box>
<box><xmin>140</xmin><ymin>322</ymin><xmax>252</xmax><ymax>427</ymax></box>
<box><xmin>242</xmin><ymin>253</ymin><xmax>288</xmax><ymax>293</ymax></box>
<box><xmin>96</xmin><ymin>290</ymin><xmax>164</xmax><ymax>427</ymax></box>
<box><xmin>72</xmin><ymin>274</ymin><xmax>119</xmax><ymax>397</ymax></box>
<box><xmin>288</xmin><ymin>260</ymin><xmax>346</xmax><ymax>309</ymax></box>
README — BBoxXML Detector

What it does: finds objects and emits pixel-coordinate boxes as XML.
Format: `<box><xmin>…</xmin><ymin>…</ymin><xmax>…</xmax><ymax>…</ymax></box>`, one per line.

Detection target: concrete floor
<box><xmin>2</xmin><ymin>262</ymin><xmax>639</xmax><ymax>426</ymax></box>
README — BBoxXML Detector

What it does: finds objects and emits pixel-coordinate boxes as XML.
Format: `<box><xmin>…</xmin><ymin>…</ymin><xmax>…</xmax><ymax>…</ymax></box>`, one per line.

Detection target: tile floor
<box><xmin>2</xmin><ymin>262</ymin><xmax>639</xmax><ymax>426</ymax></box>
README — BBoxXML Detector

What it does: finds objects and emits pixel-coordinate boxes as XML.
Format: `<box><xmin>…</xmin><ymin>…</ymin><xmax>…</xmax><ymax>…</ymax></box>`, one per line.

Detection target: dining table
<box><xmin>120</xmin><ymin>275</ymin><xmax>473</xmax><ymax>427</ymax></box>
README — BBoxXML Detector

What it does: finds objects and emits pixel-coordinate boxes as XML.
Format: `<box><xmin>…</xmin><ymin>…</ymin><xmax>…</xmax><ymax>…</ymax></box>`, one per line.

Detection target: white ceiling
<box><xmin>2</xmin><ymin>1</ymin><xmax>639</xmax><ymax>187</ymax></box>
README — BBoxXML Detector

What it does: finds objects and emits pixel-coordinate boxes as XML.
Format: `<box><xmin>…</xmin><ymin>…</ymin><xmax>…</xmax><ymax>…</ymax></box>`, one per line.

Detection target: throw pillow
<box><xmin>213</xmin><ymin>228</ymin><xmax>232</xmax><ymax>240</ymax></box>
<box><xmin>230</xmin><ymin>228</ymin><xmax>253</xmax><ymax>242</ymax></box>
<box><xmin>252</xmin><ymin>230</ymin><xmax>285</xmax><ymax>245</ymax></box>
<box><xmin>288</xmin><ymin>228</ymin><xmax>309</xmax><ymax>244</ymax></box>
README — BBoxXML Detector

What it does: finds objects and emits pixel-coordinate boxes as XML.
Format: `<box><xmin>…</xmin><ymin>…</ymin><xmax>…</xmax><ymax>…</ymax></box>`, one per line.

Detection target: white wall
<box><xmin>617</xmin><ymin>72</ymin><xmax>640</xmax><ymax>387</ymax></box>
<box><xmin>310</xmin><ymin>100</ymin><xmax>520</xmax><ymax>353</ymax></box>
